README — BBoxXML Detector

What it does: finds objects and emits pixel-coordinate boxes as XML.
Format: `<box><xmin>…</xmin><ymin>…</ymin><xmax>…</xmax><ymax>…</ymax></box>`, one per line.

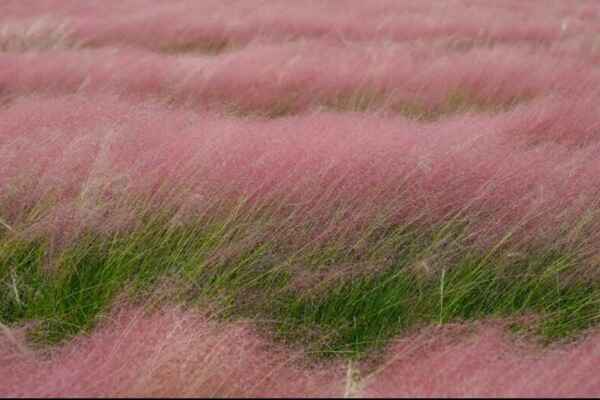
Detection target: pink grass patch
<box><xmin>1</xmin><ymin>41</ymin><xmax>598</xmax><ymax>114</ymax></box>
<box><xmin>2</xmin><ymin>315</ymin><xmax>600</xmax><ymax>397</ymax></box>
<box><xmin>0</xmin><ymin>308</ymin><xmax>346</xmax><ymax>397</ymax></box>
<box><xmin>2</xmin><ymin>0</ymin><xmax>600</xmax><ymax>51</ymax></box>
<box><xmin>2</xmin><ymin>1</ymin><xmax>600</xmax><ymax>395</ymax></box>
<box><xmin>362</xmin><ymin>322</ymin><xmax>600</xmax><ymax>397</ymax></box>
<box><xmin>2</xmin><ymin>94</ymin><xmax>600</xmax><ymax>251</ymax></box>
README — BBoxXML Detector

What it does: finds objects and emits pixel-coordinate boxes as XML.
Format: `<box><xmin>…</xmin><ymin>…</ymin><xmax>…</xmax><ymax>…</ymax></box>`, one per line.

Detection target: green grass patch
<box><xmin>0</xmin><ymin>216</ymin><xmax>598</xmax><ymax>357</ymax></box>
<box><xmin>265</xmin><ymin>251</ymin><xmax>600</xmax><ymax>357</ymax></box>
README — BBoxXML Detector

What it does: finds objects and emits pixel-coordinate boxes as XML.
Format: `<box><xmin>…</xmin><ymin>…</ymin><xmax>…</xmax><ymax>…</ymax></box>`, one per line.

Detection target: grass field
<box><xmin>1</xmin><ymin>0</ymin><xmax>600</xmax><ymax>396</ymax></box>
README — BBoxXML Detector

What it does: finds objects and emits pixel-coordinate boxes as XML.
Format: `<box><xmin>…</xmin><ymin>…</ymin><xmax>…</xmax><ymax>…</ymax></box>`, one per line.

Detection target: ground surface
<box><xmin>1</xmin><ymin>0</ymin><xmax>600</xmax><ymax>397</ymax></box>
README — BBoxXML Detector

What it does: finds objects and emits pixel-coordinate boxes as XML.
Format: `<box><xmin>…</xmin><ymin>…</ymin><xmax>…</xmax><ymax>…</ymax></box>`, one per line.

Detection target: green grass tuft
<box><xmin>1</xmin><ymin>216</ymin><xmax>598</xmax><ymax>356</ymax></box>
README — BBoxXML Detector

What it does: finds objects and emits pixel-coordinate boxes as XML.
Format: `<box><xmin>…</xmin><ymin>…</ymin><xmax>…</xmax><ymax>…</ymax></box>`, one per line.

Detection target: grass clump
<box><xmin>0</xmin><ymin>216</ymin><xmax>212</xmax><ymax>344</ymax></box>
<box><xmin>267</xmin><ymin>250</ymin><xmax>600</xmax><ymax>357</ymax></box>
<box><xmin>1</xmin><ymin>213</ymin><xmax>598</xmax><ymax>357</ymax></box>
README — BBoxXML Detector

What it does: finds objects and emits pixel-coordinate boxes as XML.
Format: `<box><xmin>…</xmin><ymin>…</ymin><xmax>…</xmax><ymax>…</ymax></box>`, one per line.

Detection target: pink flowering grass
<box><xmin>2</xmin><ymin>0</ymin><xmax>600</xmax><ymax>396</ymax></box>
<box><xmin>1</xmin><ymin>309</ymin><xmax>599</xmax><ymax>397</ymax></box>
<box><xmin>362</xmin><ymin>321</ymin><xmax>600</xmax><ymax>397</ymax></box>
<box><xmin>1</xmin><ymin>42</ymin><xmax>599</xmax><ymax>118</ymax></box>
<box><xmin>0</xmin><ymin>307</ymin><xmax>346</xmax><ymax>397</ymax></box>
<box><xmin>2</xmin><ymin>0</ymin><xmax>600</xmax><ymax>53</ymax></box>
<box><xmin>2</xmin><ymin>94</ymin><xmax>600</xmax><ymax>256</ymax></box>
<box><xmin>0</xmin><ymin>16</ymin><xmax>78</xmax><ymax>52</ymax></box>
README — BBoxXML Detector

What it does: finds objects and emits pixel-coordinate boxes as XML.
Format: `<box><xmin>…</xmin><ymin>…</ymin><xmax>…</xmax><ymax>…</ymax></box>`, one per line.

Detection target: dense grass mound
<box><xmin>2</xmin><ymin>0</ymin><xmax>600</xmax><ymax>397</ymax></box>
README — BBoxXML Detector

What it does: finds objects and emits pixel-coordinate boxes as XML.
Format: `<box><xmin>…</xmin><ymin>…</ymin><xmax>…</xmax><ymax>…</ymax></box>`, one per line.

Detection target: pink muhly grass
<box><xmin>2</xmin><ymin>313</ymin><xmax>599</xmax><ymax>397</ymax></box>
<box><xmin>2</xmin><ymin>94</ymin><xmax>600</xmax><ymax>255</ymax></box>
<box><xmin>2</xmin><ymin>0</ymin><xmax>600</xmax><ymax>396</ymax></box>
<box><xmin>2</xmin><ymin>0</ymin><xmax>599</xmax><ymax>51</ymax></box>
<box><xmin>0</xmin><ymin>16</ymin><xmax>78</xmax><ymax>52</ymax></box>
<box><xmin>0</xmin><ymin>307</ymin><xmax>346</xmax><ymax>397</ymax></box>
<box><xmin>499</xmin><ymin>93</ymin><xmax>600</xmax><ymax>147</ymax></box>
<box><xmin>1</xmin><ymin>40</ymin><xmax>599</xmax><ymax>116</ymax></box>
<box><xmin>362</xmin><ymin>321</ymin><xmax>600</xmax><ymax>397</ymax></box>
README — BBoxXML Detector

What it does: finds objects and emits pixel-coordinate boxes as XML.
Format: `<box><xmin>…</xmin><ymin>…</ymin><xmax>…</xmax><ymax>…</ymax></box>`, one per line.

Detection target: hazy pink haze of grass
<box><xmin>362</xmin><ymin>321</ymin><xmax>600</xmax><ymax>397</ymax></box>
<box><xmin>1</xmin><ymin>43</ymin><xmax>599</xmax><ymax>114</ymax></box>
<box><xmin>3</xmin><ymin>0</ymin><xmax>600</xmax><ymax>52</ymax></box>
<box><xmin>3</xmin><ymin>95</ymin><xmax>600</xmax><ymax>254</ymax></box>
<box><xmin>0</xmin><ymin>307</ymin><xmax>346</xmax><ymax>397</ymax></box>
<box><xmin>2</xmin><ymin>0</ymin><xmax>600</xmax><ymax>397</ymax></box>
<box><xmin>1</xmin><ymin>308</ymin><xmax>599</xmax><ymax>397</ymax></box>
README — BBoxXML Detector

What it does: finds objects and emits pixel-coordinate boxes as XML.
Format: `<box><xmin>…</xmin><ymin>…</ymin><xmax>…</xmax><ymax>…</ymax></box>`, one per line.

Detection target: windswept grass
<box><xmin>2</xmin><ymin>208</ymin><xmax>599</xmax><ymax>358</ymax></box>
<box><xmin>2</xmin><ymin>0</ymin><xmax>600</xmax><ymax>396</ymax></box>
